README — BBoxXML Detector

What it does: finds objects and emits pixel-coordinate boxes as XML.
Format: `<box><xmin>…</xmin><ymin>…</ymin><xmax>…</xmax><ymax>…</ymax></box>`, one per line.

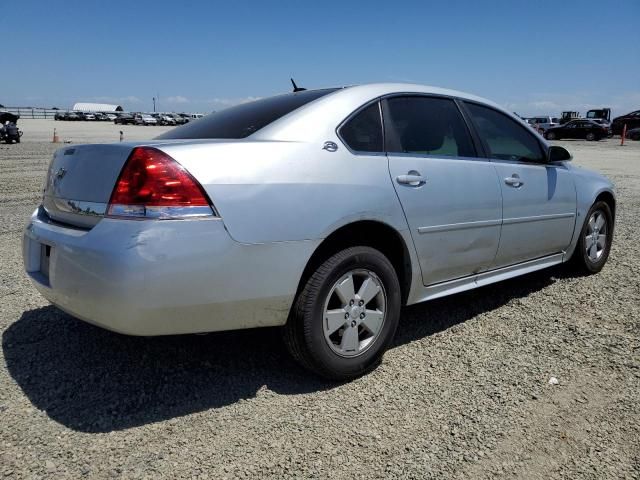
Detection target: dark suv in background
<box><xmin>114</xmin><ymin>113</ymin><xmax>136</xmax><ymax>125</ymax></box>
<box><xmin>611</xmin><ymin>110</ymin><xmax>640</xmax><ymax>135</ymax></box>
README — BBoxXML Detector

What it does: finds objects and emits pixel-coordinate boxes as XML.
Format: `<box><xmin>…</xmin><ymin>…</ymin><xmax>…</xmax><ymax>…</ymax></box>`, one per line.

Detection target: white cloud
<box><xmin>165</xmin><ymin>95</ymin><xmax>189</xmax><ymax>104</ymax></box>
<box><xmin>208</xmin><ymin>96</ymin><xmax>262</xmax><ymax>109</ymax></box>
<box><xmin>90</xmin><ymin>95</ymin><xmax>141</xmax><ymax>104</ymax></box>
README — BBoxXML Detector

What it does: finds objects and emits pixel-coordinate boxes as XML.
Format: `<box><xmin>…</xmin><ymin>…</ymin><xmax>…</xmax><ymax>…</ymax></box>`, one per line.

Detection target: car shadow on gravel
<box><xmin>393</xmin><ymin>265</ymin><xmax>578</xmax><ymax>347</ymax></box>
<box><xmin>3</xmin><ymin>265</ymin><xmax>573</xmax><ymax>433</ymax></box>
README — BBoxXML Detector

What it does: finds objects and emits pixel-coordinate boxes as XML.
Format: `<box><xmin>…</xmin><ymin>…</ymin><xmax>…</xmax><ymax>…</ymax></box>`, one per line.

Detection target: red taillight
<box><xmin>107</xmin><ymin>147</ymin><xmax>214</xmax><ymax>219</ymax></box>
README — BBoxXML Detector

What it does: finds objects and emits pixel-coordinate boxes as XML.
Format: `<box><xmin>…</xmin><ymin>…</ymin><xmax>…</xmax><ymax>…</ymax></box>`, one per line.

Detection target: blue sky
<box><xmin>3</xmin><ymin>0</ymin><xmax>639</xmax><ymax>117</ymax></box>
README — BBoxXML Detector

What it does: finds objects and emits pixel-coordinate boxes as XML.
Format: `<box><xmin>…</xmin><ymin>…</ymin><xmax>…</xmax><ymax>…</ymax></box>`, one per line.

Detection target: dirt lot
<box><xmin>1</xmin><ymin>119</ymin><xmax>639</xmax><ymax>479</ymax></box>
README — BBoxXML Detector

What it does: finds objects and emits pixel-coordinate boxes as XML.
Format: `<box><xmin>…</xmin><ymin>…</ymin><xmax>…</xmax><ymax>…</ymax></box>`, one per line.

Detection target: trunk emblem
<box><xmin>50</xmin><ymin>167</ymin><xmax>67</xmax><ymax>188</ymax></box>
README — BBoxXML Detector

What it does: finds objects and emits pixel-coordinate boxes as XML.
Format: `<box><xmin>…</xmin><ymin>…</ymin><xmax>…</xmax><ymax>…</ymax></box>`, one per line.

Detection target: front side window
<box><xmin>339</xmin><ymin>102</ymin><xmax>383</xmax><ymax>152</ymax></box>
<box><xmin>383</xmin><ymin>96</ymin><xmax>476</xmax><ymax>157</ymax></box>
<box><xmin>464</xmin><ymin>102</ymin><xmax>545</xmax><ymax>163</ymax></box>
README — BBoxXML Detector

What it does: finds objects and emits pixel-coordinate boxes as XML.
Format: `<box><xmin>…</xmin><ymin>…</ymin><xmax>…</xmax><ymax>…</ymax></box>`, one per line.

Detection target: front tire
<box><xmin>586</xmin><ymin>132</ymin><xmax>596</xmax><ymax>141</ymax></box>
<box><xmin>545</xmin><ymin>131</ymin><xmax>556</xmax><ymax>140</ymax></box>
<box><xmin>571</xmin><ymin>201</ymin><xmax>613</xmax><ymax>274</ymax></box>
<box><xmin>284</xmin><ymin>246</ymin><xmax>401</xmax><ymax>380</ymax></box>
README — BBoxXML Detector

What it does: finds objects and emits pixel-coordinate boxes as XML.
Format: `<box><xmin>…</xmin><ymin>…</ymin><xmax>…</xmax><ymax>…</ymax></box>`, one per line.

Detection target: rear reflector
<box><xmin>107</xmin><ymin>147</ymin><xmax>215</xmax><ymax>219</ymax></box>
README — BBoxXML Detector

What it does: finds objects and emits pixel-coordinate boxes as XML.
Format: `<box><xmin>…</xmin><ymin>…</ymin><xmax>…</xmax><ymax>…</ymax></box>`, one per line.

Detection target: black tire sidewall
<box><xmin>302</xmin><ymin>247</ymin><xmax>401</xmax><ymax>379</ymax></box>
<box><xmin>577</xmin><ymin>201</ymin><xmax>613</xmax><ymax>273</ymax></box>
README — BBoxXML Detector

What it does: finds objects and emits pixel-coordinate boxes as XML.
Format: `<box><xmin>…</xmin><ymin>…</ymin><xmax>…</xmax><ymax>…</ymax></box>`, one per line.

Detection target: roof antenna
<box><xmin>291</xmin><ymin>78</ymin><xmax>306</xmax><ymax>92</ymax></box>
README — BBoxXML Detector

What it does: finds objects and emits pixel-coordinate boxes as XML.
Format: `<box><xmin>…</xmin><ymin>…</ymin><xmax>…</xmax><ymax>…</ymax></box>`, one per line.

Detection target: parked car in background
<box><xmin>94</xmin><ymin>113</ymin><xmax>109</xmax><ymax>121</ymax></box>
<box><xmin>190</xmin><ymin>113</ymin><xmax>204</xmax><ymax>120</ymax></box>
<box><xmin>55</xmin><ymin>111</ymin><xmax>80</xmax><ymax>121</ymax></box>
<box><xmin>545</xmin><ymin>119</ymin><xmax>609</xmax><ymax>141</ymax></box>
<box><xmin>611</xmin><ymin>110</ymin><xmax>640</xmax><ymax>135</ymax></box>
<box><xmin>114</xmin><ymin>113</ymin><xmax>136</xmax><ymax>125</ymax></box>
<box><xmin>24</xmin><ymin>83</ymin><xmax>616</xmax><ymax>380</ymax></box>
<box><xmin>105</xmin><ymin>113</ymin><xmax>118</xmax><ymax>121</ymax></box>
<box><xmin>625</xmin><ymin>127</ymin><xmax>640</xmax><ymax>141</ymax></box>
<box><xmin>528</xmin><ymin>116</ymin><xmax>559</xmax><ymax>133</ymax></box>
<box><xmin>157</xmin><ymin>114</ymin><xmax>177</xmax><ymax>126</ymax></box>
<box><xmin>164</xmin><ymin>113</ymin><xmax>187</xmax><ymax>125</ymax></box>
<box><xmin>134</xmin><ymin>113</ymin><xmax>158</xmax><ymax>126</ymax></box>
<box><xmin>171</xmin><ymin>114</ymin><xmax>189</xmax><ymax>125</ymax></box>
<box><xmin>83</xmin><ymin>113</ymin><xmax>96</xmax><ymax>121</ymax></box>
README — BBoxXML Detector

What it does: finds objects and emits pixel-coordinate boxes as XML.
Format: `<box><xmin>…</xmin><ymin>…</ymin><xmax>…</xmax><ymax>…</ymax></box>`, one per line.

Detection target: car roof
<box><xmin>254</xmin><ymin>82</ymin><xmax>524</xmax><ymax>141</ymax></box>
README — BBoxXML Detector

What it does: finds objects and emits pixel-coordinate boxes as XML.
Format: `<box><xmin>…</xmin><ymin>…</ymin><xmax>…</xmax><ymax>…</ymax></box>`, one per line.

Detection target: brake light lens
<box><xmin>107</xmin><ymin>147</ymin><xmax>215</xmax><ymax>219</ymax></box>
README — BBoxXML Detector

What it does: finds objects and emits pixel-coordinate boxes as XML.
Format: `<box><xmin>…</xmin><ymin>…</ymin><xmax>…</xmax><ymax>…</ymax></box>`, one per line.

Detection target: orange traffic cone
<box><xmin>52</xmin><ymin>128</ymin><xmax>59</xmax><ymax>143</ymax></box>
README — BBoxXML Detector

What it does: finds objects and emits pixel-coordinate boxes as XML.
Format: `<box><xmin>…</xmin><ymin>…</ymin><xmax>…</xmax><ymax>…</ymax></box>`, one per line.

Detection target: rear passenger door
<box><xmin>384</xmin><ymin>96</ymin><xmax>502</xmax><ymax>286</ymax></box>
<box><xmin>463</xmin><ymin>102</ymin><xmax>577</xmax><ymax>268</ymax></box>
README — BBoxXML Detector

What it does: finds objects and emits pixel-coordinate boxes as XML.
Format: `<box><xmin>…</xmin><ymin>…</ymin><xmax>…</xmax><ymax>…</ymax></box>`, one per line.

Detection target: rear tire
<box><xmin>284</xmin><ymin>246</ymin><xmax>401</xmax><ymax>380</ymax></box>
<box><xmin>545</xmin><ymin>131</ymin><xmax>556</xmax><ymax>140</ymax></box>
<box><xmin>570</xmin><ymin>201</ymin><xmax>613</xmax><ymax>274</ymax></box>
<box><xmin>586</xmin><ymin>132</ymin><xmax>596</xmax><ymax>141</ymax></box>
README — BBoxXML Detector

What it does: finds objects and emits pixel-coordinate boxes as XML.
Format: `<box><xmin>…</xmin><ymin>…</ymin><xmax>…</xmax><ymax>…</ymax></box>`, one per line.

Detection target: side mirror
<box><xmin>548</xmin><ymin>145</ymin><xmax>572</xmax><ymax>163</ymax></box>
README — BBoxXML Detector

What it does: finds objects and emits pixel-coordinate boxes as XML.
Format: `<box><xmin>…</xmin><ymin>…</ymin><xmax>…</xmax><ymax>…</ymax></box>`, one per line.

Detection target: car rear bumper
<box><xmin>23</xmin><ymin>208</ymin><xmax>318</xmax><ymax>335</ymax></box>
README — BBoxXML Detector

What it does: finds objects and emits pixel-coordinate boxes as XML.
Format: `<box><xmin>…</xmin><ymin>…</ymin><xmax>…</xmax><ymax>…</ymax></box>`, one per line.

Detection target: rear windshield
<box><xmin>157</xmin><ymin>88</ymin><xmax>340</xmax><ymax>139</ymax></box>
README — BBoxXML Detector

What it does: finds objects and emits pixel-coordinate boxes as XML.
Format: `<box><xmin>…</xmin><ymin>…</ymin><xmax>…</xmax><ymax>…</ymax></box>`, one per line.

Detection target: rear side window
<box><xmin>464</xmin><ymin>102</ymin><xmax>545</xmax><ymax>163</ymax></box>
<box><xmin>339</xmin><ymin>102</ymin><xmax>383</xmax><ymax>152</ymax></box>
<box><xmin>383</xmin><ymin>96</ymin><xmax>476</xmax><ymax>157</ymax></box>
<box><xmin>157</xmin><ymin>88</ymin><xmax>339</xmax><ymax>139</ymax></box>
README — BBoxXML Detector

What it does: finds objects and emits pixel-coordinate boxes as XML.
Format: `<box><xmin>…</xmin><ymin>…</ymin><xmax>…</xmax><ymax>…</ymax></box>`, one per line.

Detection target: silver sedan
<box><xmin>23</xmin><ymin>83</ymin><xmax>615</xmax><ymax>379</ymax></box>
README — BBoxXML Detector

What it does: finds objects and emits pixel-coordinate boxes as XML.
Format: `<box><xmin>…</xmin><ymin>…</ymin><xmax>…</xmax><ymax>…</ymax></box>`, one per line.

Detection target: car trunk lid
<box><xmin>42</xmin><ymin>143</ymin><xmax>139</xmax><ymax>228</ymax></box>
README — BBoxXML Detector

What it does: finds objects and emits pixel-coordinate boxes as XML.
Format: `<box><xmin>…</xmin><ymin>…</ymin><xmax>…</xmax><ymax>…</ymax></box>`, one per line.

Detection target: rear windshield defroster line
<box><xmin>156</xmin><ymin>88</ymin><xmax>339</xmax><ymax>140</ymax></box>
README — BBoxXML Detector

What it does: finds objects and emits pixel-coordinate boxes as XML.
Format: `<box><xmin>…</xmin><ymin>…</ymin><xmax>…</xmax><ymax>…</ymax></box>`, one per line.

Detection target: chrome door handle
<box><xmin>504</xmin><ymin>176</ymin><xmax>524</xmax><ymax>188</ymax></box>
<box><xmin>396</xmin><ymin>172</ymin><xmax>426</xmax><ymax>187</ymax></box>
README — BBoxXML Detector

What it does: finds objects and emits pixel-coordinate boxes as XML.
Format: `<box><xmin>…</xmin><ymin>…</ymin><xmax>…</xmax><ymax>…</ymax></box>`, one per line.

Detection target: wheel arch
<box><xmin>294</xmin><ymin>220</ymin><xmax>413</xmax><ymax>307</ymax></box>
<box><xmin>595</xmin><ymin>190</ymin><xmax>616</xmax><ymax>221</ymax></box>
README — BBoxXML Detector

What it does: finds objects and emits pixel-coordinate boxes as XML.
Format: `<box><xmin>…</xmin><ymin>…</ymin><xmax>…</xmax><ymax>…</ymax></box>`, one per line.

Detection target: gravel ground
<box><xmin>1</xmin><ymin>120</ymin><xmax>639</xmax><ymax>479</ymax></box>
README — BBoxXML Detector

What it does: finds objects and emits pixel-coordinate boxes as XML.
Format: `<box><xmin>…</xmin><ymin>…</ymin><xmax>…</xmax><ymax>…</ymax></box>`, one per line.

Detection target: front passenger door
<box><xmin>463</xmin><ymin>102</ymin><xmax>577</xmax><ymax>268</ymax></box>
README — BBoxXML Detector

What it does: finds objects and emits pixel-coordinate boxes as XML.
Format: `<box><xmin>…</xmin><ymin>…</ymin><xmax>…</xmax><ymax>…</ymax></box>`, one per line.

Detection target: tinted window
<box><xmin>383</xmin><ymin>96</ymin><xmax>475</xmax><ymax>157</ymax></box>
<box><xmin>339</xmin><ymin>103</ymin><xmax>383</xmax><ymax>152</ymax></box>
<box><xmin>464</xmin><ymin>102</ymin><xmax>545</xmax><ymax>162</ymax></box>
<box><xmin>157</xmin><ymin>88</ymin><xmax>339</xmax><ymax>139</ymax></box>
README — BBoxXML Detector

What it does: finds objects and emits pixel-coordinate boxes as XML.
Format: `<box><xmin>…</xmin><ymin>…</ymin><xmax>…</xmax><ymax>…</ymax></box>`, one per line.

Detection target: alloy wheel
<box><xmin>322</xmin><ymin>269</ymin><xmax>387</xmax><ymax>357</ymax></box>
<box><xmin>585</xmin><ymin>210</ymin><xmax>608</xmax><ymax>262</ymax></box>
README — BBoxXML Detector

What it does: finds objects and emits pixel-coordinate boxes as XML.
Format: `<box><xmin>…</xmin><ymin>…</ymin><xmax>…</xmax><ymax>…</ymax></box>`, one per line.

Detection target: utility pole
<box><xmin>152</xmin><ymin>97</ymin><xmax>156</xmax><ymax>113</ymax></box>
